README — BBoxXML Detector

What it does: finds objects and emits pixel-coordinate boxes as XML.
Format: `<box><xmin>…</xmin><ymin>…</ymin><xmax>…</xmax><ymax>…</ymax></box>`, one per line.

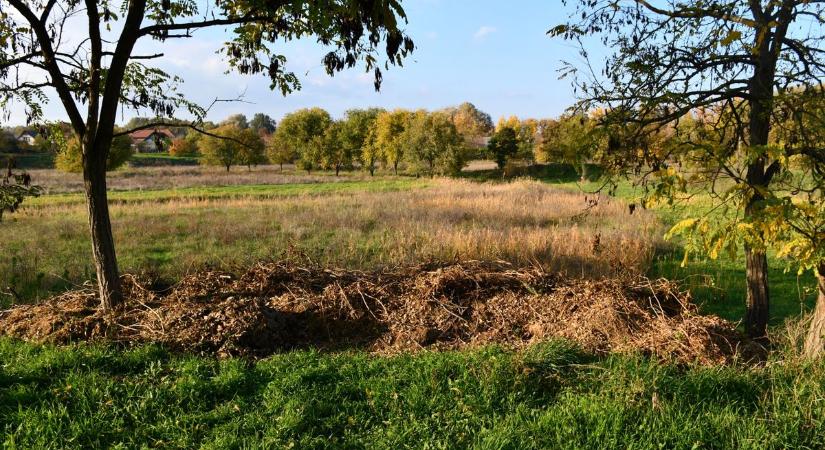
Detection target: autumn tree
<box><xmin>169</xmin><ymin>136</ymin><xmax>199</xmax><ymax>157</ymax></box>
<box><xmin>487</xmin><ymin>126</ymin><xmax>518</xmax><ymax>170</ymax></box>
<box><xmin>341</xmin><ymin>108</ymin><xmax>384</xmax><ymax>174</ymax></box>
<box><xmin>537</xmin><ymin>113</ymin><xmax>605</xmax><ymax>181</ymax></box>
<box><xmin>496</xmin><ymin>116</ymin><xmax>538</xmax><ymax>163</ymax></box>
<box><xmin>361</xmin><ymin>129</ymin><xmax>382</xmax><ymax>176</ymax></box>
<box><xmin>198</xmin><ymin>126</ymin><xmax>240</xmax><ymax>171</ymax></box>
<box><xmin>274</xmin><ymin>108</ymin><xmax>332</xmax><ymax>174</ymax></box>
<box><xmin>321</xmin><ymin>121</ymin><xmax>351</xmax><ymax>176</ymax></box>
<box><xmin>446</xmin><ymin>102</ymin><xmax>494</xmax><ymax>144</ymax></box>
<box><xmin>554</xmin><ymin>0</ymin><xmax>825</xmax><ymax>339</ymax></box>
<box><xmin>266</xmin><ymin>134</ymin><xmax>297</xmax><ymax>170</ymax></box>
<box><xmin>249</xmin><ymin>113</ymin><xmax>276</xmax><ymax>134</ymax></box>
<box><xmin>403</xmin><ymin>111</ymin><xmax>466</xmax><ymax>176</ymax></box>
<box><xmin>222</xmin><ymin>114</ymin><xmax>250</xmax><ymax>130</ymax></box>
<box><xmin>237</xmin><ymin>129</ymin><xmax>267</xmax><ymax>170</ymax></box>
<box><xmin>199</xmin><ymin>125</ymin><xmax>264</xmax><ymax>171</ymax></box>
<box><xmin>370</xmin><ymin>109</ymin><xmax>411</xmax><ymax>175</ymax></box>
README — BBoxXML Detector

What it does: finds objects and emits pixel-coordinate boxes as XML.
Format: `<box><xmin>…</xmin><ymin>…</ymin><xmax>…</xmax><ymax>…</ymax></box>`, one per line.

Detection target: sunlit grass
<box><xmin>2</xmin><ymin>178</ymin><xmax>658</xmax><ymax>304</ymax></box>
<box><xmin>462</xmin><ymin>164</ymin><xmax>818</xmax><ymax>324</ymax></box>
<box><xmin>1</xmin><ymin>338</ymin><xmax>823</xmax><ymax>449</ymax></box>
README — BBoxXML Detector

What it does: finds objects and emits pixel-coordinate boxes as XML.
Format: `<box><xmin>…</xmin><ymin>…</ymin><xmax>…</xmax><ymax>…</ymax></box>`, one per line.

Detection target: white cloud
<box><xmin>473</xmin><ymin>26</ymin><xmax>497</xmax><ymax>41</ymax></box>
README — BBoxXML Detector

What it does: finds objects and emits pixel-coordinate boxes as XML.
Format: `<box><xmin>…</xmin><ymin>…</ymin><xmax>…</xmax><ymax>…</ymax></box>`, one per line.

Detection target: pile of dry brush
<box><xmin>0</xmin><ymin>261</ymin><xmax>757</xmax><ymax>365</ymax></box>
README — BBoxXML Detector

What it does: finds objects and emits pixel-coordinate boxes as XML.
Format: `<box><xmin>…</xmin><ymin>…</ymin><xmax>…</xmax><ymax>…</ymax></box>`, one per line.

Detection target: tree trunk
<box><xmin>742</xmin><ymin>24</ymin><xmax>778</xmax><ymax>339</ymax></box>
<box><xmin>335</xmin><ymin>164</ymin><xmax>340</xmax><ymax>176</ymax></box>
<box><xmin>280</xmin><ymin>163</ymin><xmax>283</xmax><ymax>171</ymax></box>
<box><xmin>804</xmin><ymin>263</ymin><xmax>825</xmax><ymax>358</ymax></box>
<box><xmin>369</xmin><ymin>165</ymin><xmax>375</xmax><ymax>176</ymax></box>
<box><xmin>580</xmin><ymin>161</ymin><xmax>588</xmax><ymax>182</ymax></box>
<box><xmin>393</xmin><ymin>161</ymin><xmax>398</xmax><ymax>176</ymax></box>
<box><xmin>744</xmin><ymin>245</ymin><xmax>770</xmax><ymax>339</ymax></box>
<box><xmin>83</xmin><ymin>154</ymin><xmax>121</xmax><ymax>311</ymax></box>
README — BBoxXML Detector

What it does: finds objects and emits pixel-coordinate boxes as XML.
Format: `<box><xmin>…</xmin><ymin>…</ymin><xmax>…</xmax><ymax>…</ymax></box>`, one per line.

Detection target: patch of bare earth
<box><xmin>0</xmin><ymin>261</ymin><xmax>758</xmax><ymax>365</ymax></box>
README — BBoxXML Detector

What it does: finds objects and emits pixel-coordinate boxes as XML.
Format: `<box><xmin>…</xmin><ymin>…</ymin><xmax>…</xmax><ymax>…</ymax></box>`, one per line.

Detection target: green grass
<box><xmin>1</xmin><ymin>152</ymin><xmax>54</xmax><ymax>169</ymax></box>
<box><xmin>27</xmin><ymin>179</ymin><xmax>427</xmax><ymax>207</ymax></box>
<box><xmin>1</xmin><ymin>338</ymin><xmax>823</xmax><ymax>449</ymax></box>
<box><xmin>128</xmin><ymin>153</ymin><xmax>200</xmax><ymax>166</ymax></box>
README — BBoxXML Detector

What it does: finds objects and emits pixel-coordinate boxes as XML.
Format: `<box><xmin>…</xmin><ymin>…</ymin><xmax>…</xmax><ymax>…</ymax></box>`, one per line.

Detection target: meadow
<box><xmin>2</xmin><ymin>166</ymin><xmax>659</xmax><ymax>304</ymax></box>
<box><xmin>1</xmin><ymin>162</ymin><xmax>822</xmax><ymax>448</ymax></box>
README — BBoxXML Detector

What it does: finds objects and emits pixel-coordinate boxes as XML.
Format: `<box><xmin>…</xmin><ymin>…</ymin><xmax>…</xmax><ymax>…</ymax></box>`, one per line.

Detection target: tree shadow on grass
<box><xmin>0</xmin><ymin>337</ymin><xmax>788</xmax><ymax>449</ymax></box>
<box><xmin>650</xmin><ymin>247</ymin><xmax>817</xmax><ymax>325</ymax></box>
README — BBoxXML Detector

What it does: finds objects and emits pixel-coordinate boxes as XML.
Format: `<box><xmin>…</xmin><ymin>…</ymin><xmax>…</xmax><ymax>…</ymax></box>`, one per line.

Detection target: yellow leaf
<box><xmin>665</xmin><ymin>218</ymin><xmax>698</xmax><ymax>240</ymax></box>
<box><xmin>720</xmin><ymin>30</ymin><xmax>742</xmax><ymax>47</ymax></box>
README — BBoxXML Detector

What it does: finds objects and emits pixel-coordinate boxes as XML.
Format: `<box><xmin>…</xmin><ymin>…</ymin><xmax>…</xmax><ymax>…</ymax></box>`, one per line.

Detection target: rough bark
<box><xmin>83</xmin><ymin>147</ymin><xmax>122</xmax><ymax>310</ymax></box>
<box><xmin>740</xmin><ymin>9</ymin><xmax>783</xmax><ymax>338</ymax></box>
<box><xmin>804</xmin><ymin>263</ymin><xmax>825</xmax><ymax>358</ymax></box>
<box><xmin>744</xmin><ymin>245</ymin><xmax>770</xmax><ymax>339</ymax></box>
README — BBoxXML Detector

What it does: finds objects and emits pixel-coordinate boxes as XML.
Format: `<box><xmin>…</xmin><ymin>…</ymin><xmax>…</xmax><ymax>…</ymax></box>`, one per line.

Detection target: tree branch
<box><xmin>6</xmin><ymin>0</ymin><xmax>86</xmax><ymax>135</ymax></box>
<box><xmin>635</xmin><ymin>0</ymin><xmax>759</xmax><ymax>28</ymax></box>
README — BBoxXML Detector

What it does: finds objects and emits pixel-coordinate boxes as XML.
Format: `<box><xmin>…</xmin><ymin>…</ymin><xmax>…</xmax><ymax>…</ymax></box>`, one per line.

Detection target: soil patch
<box><xmin>0</xmin><ymin>261</ymin><xmax>758</xmax><ymax>364</ymax></box>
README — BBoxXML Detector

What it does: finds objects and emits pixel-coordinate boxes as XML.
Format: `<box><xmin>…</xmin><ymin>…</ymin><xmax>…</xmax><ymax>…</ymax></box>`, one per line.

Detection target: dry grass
<box><xmin>0</xmin><ymin>260</ymin><xmax>752</xmax><ymax>365</ymax></box>
<box><xmin>1</xmin><ymin>178</ymin><xmax>662</xmax><ymax>302</ymax></box>
<box><xmin>26</xmin><ymin>164</ymin><xmax>380</xmax><ymax>194</ymax></box>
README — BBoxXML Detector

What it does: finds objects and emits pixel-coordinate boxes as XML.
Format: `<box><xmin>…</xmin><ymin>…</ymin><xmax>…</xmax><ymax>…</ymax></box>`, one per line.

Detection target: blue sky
<box><xmin>5</xmin><ymin>0</ymin><xmax>584</xmax><ymax>125</ymax></box>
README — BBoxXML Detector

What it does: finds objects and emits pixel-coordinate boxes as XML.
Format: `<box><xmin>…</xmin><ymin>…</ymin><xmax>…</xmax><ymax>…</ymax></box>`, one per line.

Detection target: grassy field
<box><xmin>26</xmin><ymin>164</ymin><xmax>382</xmax><ymax>194</ymax></box>
<box><xmin>2</xmin><ymin>163</ymin><xmax>816</xmax><ymax>320</ymax></box>
<box><xmin>2</xmin><ymin>338</ymin><xmax>823</xmax><ymax>449</ymax></box>
<box><xmin>2</xmin><ymin>163</ymin><xmax>822</xmax><ymax>449</ymax></box>
<box><xmin>1</xmin><ymin>173</ymin><xmax>658</xmax><ymax>304</ymax></box>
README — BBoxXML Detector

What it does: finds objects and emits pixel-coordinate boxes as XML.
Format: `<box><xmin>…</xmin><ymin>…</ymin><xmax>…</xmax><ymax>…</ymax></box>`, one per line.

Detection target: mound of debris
<box><xmin>0</xmin><ymin>261</ymin><xmax>756</xmax><ymax>365</ymax></box>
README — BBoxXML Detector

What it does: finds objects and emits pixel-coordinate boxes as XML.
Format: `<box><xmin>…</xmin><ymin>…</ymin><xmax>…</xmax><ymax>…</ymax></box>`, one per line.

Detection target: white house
<box><xmin>17</xmin><ymin>130</ymin><xmax>37</xmax><ymax>146</ymax></box>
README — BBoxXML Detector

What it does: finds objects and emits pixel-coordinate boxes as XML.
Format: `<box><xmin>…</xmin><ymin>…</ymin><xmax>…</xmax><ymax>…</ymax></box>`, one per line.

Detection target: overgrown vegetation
<box><xmin>0</xmin><ymin>176</ymin><xmax>656</xmax><ymax>303</ymax></box>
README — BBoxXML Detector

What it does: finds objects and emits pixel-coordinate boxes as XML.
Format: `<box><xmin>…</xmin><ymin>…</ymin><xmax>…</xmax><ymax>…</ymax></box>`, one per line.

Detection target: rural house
<box><xmin>16</xmin><ymin>130</ymin><xmax>37</xmax><ymax>146</ymax></box>
<box><xmin>129</xmin><ymin>128</ymin><xmax>176</xmax><ymax>153</ymax></box>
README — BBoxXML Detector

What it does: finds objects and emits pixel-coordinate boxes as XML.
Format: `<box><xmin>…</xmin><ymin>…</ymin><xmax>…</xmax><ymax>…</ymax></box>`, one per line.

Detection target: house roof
<box><xmin>129</xmin><ymin>128</ymin><xmax>176</xmax><ymax>141</ymax></box>
<box><xmin>17</xmin><ymin>130</ymin><xmax>37</xmax><ymax>139</ymax></box>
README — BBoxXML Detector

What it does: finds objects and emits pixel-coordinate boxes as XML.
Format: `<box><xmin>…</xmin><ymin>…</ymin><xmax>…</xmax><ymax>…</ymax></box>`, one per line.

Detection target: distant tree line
<box><xmin>162</xmin><ymin>103</ymin><xmax>497</xmax><ymax>175</ymax></box>
<box><xmin>10</xmin><ymin>105</ymin><xmax>611</xmax><ymax>177</ymax></box>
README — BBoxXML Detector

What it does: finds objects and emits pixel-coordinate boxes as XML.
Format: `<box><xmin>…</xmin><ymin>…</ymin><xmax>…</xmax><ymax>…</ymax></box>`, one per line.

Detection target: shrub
<box><xmin>199</xmin><ymin>126</ymin><xmax>265</xmax><ymax>171</ymax></box>
<box><xmin>55</xmin><ymin>136</ymin><xmax>133</xmax><ymax>173</ymax></box>
<box><xmin>169</xmin><ymin>136</ymin><xmax>199</xmax><ymax>157</ymax></box>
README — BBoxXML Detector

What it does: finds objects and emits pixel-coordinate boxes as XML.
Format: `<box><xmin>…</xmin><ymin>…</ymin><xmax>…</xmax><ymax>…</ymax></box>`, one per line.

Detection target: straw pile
<box><xmin>0</xmin><ymin>261</ymin><xmax>754</xmax><ymax>365</ymax></box>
